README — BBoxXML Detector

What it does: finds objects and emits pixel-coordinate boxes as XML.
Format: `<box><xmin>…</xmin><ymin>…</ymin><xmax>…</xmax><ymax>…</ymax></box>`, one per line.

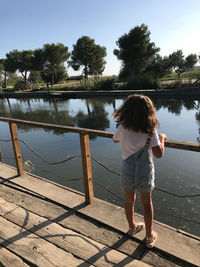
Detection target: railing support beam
<box><xmin>80</xmin><ymin>134</ymin><xmax>94</xmax><ymax>204</ymax></box>
<box><xmin>9</xmin><ymin>122</ymin><xmax>24</xmax><ymax>176</ymax></box>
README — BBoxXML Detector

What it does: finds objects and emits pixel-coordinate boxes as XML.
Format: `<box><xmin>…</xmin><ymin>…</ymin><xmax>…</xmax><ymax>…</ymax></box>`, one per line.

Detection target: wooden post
<box><xmin>9</xmin><ymin>122</ymin><xmax>24</xmax><ymax>176</ymax></box>
<box><xmin>80</xmin><ymin>133</ymin><xmax>94</xmax><ymax>204</ymax></box>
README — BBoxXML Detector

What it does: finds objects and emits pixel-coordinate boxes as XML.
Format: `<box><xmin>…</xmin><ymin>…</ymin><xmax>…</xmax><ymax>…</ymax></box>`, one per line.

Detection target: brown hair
<box><xmin>114</xmin><ymin>94</ymin><xmax>158</xmax><ymax>133</ymax></box>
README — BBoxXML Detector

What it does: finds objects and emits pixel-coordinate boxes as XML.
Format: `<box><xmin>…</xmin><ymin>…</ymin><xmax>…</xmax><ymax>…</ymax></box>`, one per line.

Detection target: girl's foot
<box><xmin>127</xmin><ymin>222</ymin><xmax>144</xmax><ymax>235</ymax></box>
<box><xmin>146</xmin><ymin>231</ymin><xmax>157</xmax><ymax>248</ymax></box>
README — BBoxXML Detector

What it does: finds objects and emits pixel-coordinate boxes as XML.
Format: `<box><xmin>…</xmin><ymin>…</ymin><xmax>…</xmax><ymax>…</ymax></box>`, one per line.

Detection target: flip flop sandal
<box><xmin>146</xmin><ymin>231</ymin><xmax>157</xmax><ymax>248</ymax></box>
<box><xmin>127</xmin><ymin>222</ymin><xmax>144</xmax><ymax>235</ymax></box>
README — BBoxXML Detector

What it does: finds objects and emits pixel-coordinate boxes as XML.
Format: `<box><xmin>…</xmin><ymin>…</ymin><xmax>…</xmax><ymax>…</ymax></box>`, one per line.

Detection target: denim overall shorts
<box><xmin>120</xmin><ymin>135</ymin><xmax>155</xmax><ymax>193</ymax></box>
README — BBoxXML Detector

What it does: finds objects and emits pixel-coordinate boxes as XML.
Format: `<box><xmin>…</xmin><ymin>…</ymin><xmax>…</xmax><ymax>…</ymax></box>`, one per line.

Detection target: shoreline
<box><xmin>1</xmin><ymin>87</ymin><xmax>200</xmax><ymax>99</ymax></box>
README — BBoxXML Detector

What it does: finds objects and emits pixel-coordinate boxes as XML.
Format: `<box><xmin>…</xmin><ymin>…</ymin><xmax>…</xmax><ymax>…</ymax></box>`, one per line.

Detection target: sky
<box><xmin>1</xmin><ymin>0</ymin><xmax>200</xmax><ymax>76</ymax></box>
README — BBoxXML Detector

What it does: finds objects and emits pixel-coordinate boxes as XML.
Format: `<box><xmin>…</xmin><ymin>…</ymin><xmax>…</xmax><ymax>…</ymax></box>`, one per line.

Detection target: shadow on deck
<box><xmin>0</xmin><ymin>163</ymin><xmax>199</xmax><ymax>267</ymax></box>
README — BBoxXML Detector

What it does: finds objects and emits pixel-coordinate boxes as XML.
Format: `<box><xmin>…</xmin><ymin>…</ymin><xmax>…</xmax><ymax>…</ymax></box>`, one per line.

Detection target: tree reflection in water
<box><xmin>76</xmin><ymin>99</ymin><xmax>110</xmax><ymax>139</ymax></box>
<box><xmin>152</xmin><ymin>97</ymin><xmax>200</xmax><ymax>142</ymax></box>
<box><xmin>0</xmin><ymin>98</ymin><xmax>76</xmax><ymax>135</ymax></box>
<box><xmin>0</xmin><ymin>96</ymin><xmax>200</xmax><ymax>140</ymax></box>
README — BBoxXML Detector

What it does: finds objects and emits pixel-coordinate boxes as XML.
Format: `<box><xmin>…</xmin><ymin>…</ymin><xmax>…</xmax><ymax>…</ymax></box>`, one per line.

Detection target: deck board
<box><xmin>0</xmin><ymin>197</ymin><xmax>149</xmax><ymax>267</ymax></box>
<box><xmin>0</xmin><ymin>246</ymin><xmax>29</xmax><ymax>267</ymax></box>
<box><xmin>0</xmin><ymin>182</ymin><xmax>183</xmax><ymax>267</ymax></box>
<box><xmin>0</xmin><ymin>216</ymin><xmax>91</xmax><ymax>267</ymax></box>
<box><xmin>0</xmin><ymin>163</ymin><xmax>199</xmax><ymax>266</ymax></box>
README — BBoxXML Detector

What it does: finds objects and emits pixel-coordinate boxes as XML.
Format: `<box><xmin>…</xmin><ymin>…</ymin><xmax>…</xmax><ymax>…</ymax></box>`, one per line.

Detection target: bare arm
<box><xmin>152</xmin><ymin>133</ymin><xmax>167</xmax><ymax>159</ymax></box>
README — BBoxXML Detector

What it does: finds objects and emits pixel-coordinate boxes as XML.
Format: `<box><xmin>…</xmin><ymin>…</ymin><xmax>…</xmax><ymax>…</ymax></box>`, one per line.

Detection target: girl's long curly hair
<box><xmin>114</xmin><ymin>94</ymin><xmax>158</xmax><ymax>133</ymax></box>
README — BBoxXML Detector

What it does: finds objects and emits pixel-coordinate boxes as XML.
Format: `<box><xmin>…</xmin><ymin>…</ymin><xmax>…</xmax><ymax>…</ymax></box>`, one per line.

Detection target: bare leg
<box><xmin>125</xmin><ymin>190</ymin><xmax>138</xmax><ymax>232</ymax></box>
<box><xmin>140</xmin><ymin>192</ymin><xmax>153</xmax><ymax>237</ymax></box>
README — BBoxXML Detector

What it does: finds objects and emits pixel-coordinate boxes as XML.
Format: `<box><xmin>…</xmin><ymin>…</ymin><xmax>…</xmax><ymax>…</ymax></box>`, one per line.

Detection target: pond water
<box><xmin>0</xmin><ymin>96</ymin><xmax>200</xmax><ymax>236</ymax></box>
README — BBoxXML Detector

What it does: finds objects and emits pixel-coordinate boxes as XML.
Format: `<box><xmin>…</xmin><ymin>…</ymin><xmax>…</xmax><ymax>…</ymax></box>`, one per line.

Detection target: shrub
<box><xmin>14</xmin><ymin>80</ymin><xmax>32</xmax><ymax>91</ymax></box>
<box><xmin>79</xmin><ymin>79</ymin><xmax>94</xmax><ymax>91</ymax></box>
<box><xmin>92</xmin><ymin>78</ymin><xmax>114</xmax><ymax>90</ymax></box>
<box><xmin>126</xmin><ymin>72</ymin><xmax>161</xmax><ymax>90</ymax></box>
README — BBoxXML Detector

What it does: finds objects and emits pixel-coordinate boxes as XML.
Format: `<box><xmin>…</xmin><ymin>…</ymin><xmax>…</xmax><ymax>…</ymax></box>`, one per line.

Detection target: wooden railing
<box><xmin>0</xmin><ymin>117</ymin><xmax>200</xmax><ymax>204</ymax></box>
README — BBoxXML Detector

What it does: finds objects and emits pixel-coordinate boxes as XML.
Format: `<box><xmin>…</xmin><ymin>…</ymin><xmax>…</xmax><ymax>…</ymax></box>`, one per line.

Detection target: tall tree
<box><xmin>33</xmin><ymin>43</ymin><xmax>69</xmax><ymax>86</ymax></box>
<box><xmin>89</xmin><ymin>45</ymin><xmax>106</xmax><ymax>78</ymax></box>
<box><xmin>168</xmin><ymin>50</ymin><xmax>198</xmax><ymax>78</ymax></box>
<box><xmin>6</xmin><ymin>50</ymin><xmax>34</xmax><ymax>85</ymax></box>
<box><xmin>145</xmin><ymin>54</ymin><xmax>171</xmax><ymax>78</ymax></box>
<box><xmin>28</xmin><ymin>70</ymin><xmax>42</xmax><ymax>85</ymax></box>
<box><xmin>70</xmin><ymin>36</ymin><xmax>107</xmax><ymax>79</ymax></box>
<box><xmin>0</xmin><ymin>58</ymin><xmax>16</xmax><ymax>88</ymax></box>
<box><xmin>0</xmin><ymin>59</ymin><xmax>8</xmax><ymax>88</ymax></box>
<box><xmin>114</xmin><ymin>24</ymin><xmax>159</xmax><ymax>80</ymax></box>
<box><xmin>40</xmin><ymin>64</ymin><xmax>68</xmax><ymax>87</ymax></box>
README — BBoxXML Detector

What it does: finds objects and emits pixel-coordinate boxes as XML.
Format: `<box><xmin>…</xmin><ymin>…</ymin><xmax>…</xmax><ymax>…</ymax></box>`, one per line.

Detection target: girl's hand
<box><xmin>159</xmin><ymin>133</ymin><xmax>167</xmax><ymax>141</ymax></box>
<box><xmin>152</xmin><ymin>133</ymin><xmax>167</xmax><ymax>158</ymax></box>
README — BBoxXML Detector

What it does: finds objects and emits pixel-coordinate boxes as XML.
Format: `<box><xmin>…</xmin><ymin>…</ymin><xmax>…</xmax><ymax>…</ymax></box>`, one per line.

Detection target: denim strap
<box><xmin>146</xmin><ymin>132</ymin><xmax>153</xmax><ymax>146</ymax></box>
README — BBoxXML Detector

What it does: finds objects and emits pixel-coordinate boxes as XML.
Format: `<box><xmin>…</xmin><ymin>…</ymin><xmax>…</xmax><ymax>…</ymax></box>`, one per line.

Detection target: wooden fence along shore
<box><xmin>0</xmin><ymin>116</ymin><xmax>200</xmax><ymax>204</ymax></box>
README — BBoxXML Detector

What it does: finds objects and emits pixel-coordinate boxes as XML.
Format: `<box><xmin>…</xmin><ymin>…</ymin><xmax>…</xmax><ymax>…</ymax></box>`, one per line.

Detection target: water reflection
<box><xmin>1</xmin><ymin>96</ymin><xmax>200</xmax><ymax>140</ymax></box>
<box><xmin>1</xmin><ymin>96</ymin><xmax>199</xmax><ymax>117</ymax></box>
<box><xmin>0</xmin><ymin>98</ymin><xmax>112</xmax><ymax>138</ymax></box>
<box><xmin>76</xmin><ymin>99</ymin><xmax>110</xmax><ymax>139</ymax></box>
<box><xmin>153</xmin><ymin>98</ymin><xmax>199</xmax><ymax>114</ymax></box>
<box><xmin>0</xmin><ymin>99</ymin><xmax>75</xmax><ymax>135</ymax></box>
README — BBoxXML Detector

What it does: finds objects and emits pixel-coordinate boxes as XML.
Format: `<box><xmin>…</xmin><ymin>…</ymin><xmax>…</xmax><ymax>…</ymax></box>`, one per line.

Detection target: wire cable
<box><xmin>19</xmin><ymin>139</ymin><xmax>80</xmax><ymax>165</ymax></box>
<box><xmin>91</xmin><ymin>157</ymin><xmax>200</xmax><ymax>198</ymax></box>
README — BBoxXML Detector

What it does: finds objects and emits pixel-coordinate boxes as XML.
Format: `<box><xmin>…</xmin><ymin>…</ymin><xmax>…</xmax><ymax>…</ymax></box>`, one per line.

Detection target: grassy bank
<box><xmin>162</xmin><ymin>70</ymin><xmax>200</xmax><ymax>80</ymax></box>
<box><xmin>1</xmin><ymin>71</ymin><xmax>200</xmax><ymax>93</ymax></box>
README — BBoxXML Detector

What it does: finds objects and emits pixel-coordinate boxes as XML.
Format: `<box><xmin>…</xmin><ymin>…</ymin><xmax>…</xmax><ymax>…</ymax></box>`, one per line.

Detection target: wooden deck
<box><xmin>0</xmin><ymin>163</ymin><xmax>199</xmax><ymax>267</ymax></box>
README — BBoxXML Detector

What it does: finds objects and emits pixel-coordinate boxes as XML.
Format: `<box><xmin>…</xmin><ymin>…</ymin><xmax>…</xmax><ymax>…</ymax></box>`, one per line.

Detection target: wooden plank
<box><xmin>0</xmin><ymin>197</ymin><xmax>149</xmax><ymax>267</ymax></box>
<box><xmin>0</xmin><ymin>246</ymin><xmax>29</xmax><ymax>267</ymax></box>
<box><xmin>80</xmin><ymin>134</ymin><xmax>94</xmax><ymax>203</ymax></box>
<box><xmin>0</xmin><ymin>184</ymin><xmax>145</xmax><ymax>261</ymax></box>
<box><xmin>1</xmin><ymin>166</ymin><xmax>200</xmax><ymax>267</ymax></box>
<box><xmin>9</xmin><ymin>122</ymin><xmax>24</xmax><ymax>176</ymax></box>
<box><xmin>3</xmin><ymin>168</ymin><xmax>198</xmax><ymax>267</ymax></box>
<box><xmin>0</xmin><ymin>216</ymin><xmax>91</xmax><ymax>267</ymax></box>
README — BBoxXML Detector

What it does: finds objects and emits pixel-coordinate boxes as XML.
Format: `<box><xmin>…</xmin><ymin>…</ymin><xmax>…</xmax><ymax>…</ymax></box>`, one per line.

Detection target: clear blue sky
<box><xmin>1</xmin><ymin>0</ymin><xmax>200</xmax><ymax>76</ymax></box>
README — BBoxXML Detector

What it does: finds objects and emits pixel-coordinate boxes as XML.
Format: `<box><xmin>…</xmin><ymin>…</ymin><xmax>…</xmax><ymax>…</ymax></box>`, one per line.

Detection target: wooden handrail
<box><xmin>0</xmin><ymin>117</ymin><xmax>199</xmax><ymax>152</ymax></box>
<box><xmin>1</xmin><ymin>116</ymin><xmax>200</xmax><ymax>204</ymax></box>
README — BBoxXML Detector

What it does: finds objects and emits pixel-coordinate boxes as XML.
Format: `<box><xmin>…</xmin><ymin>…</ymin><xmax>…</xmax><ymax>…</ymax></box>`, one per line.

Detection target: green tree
<box><xmin>40</xmin><ymin>64</ymin><xmax>68</xmax><ymax>87</ymax></box>
<box><xmin>168</xmin><ymin>50</ymin><xmax>198</xmax><ymax>78</ymax></box>
<box><xmin>0</xmin><ymin>59</ymin><xmax>8</xmax><ymax>88</ymax></box>
<box><xmin>113</xmin><ymin>24</ymin><xmax>159</xmax><ymax>80</ymax></box>
<box><xmin>70</xmin><ymin>36</ymin><xmax>107</xmax><ymax>79</ymax></box>
<box><xmin>33</xmin><ymin>43</ymin><xmax>70</xmax><ymax>86</ymax></box>
<box><xmin>28</xmin><ymin>70</ymin><xmax>42</xmax><ymax>86</ymax></box>
<box><xmin>7</xmin><ymin>72</ymin><xmax>21</xmax><ymax>85</ymax></box>
<box><xmin>88</xmin><ymin>44</ymin><xmax>106</xmax><ymax>78</ymax></box>
<box><xmin>0</xmin><ymin>58</ymin><xmax>16</xmax><ymax>88</ymax></box>
<box><xmin>146</xmin><ymin>54</ymin><xmax>171</xmax><ymax>78</ymax></box>
<box><xmin>6</xmin><ymin>50</ymin><xmax>34</xmax><ymax>85</ymax></box>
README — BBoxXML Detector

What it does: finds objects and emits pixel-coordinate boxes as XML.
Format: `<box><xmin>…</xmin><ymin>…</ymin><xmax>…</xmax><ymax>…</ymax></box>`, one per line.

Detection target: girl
<box><xmin>113</xmin><ymin>94</ymin><xmax>166</xmax><ymax>248</ymax></box>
